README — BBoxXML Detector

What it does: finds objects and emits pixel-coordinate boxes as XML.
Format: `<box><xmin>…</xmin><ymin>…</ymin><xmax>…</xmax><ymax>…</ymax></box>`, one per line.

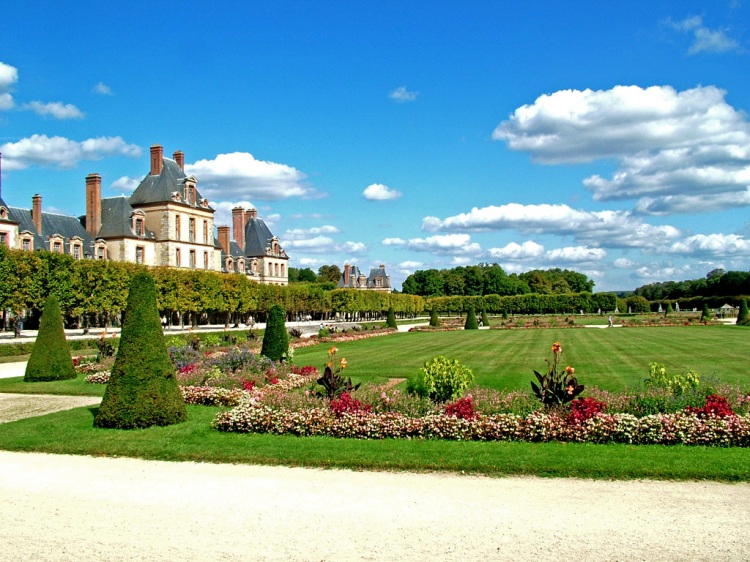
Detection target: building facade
<box><xmin>338</xmin><ymin>263</ymin><xmax>392</xmax><ymax>292</ymax></box>
<box><xmin>0</xmin><ymin>144</ymin><xmax>288</xmax><ymax>285</ymax></box>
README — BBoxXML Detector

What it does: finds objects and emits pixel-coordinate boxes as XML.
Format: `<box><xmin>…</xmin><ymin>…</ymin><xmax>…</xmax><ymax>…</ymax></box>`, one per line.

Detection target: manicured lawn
<box><xmin>293</xmin><ymin>325</ymin><xmax>750</xmax><ymax>391</ymax></box>
<box><xmin>0</xmin><ymin>405</ymin><xmax>749</xmax><ymax>481</ymax></box>
<box><xmin>0</xmin><ymin>374</ymin><xmax>106</xmax><ymax>397</ymax></box>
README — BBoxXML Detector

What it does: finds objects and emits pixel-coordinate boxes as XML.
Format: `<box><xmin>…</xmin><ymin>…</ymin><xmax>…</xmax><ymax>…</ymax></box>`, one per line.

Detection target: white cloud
<box><xmin>0</xmin><ymin>61</ymin><xmax>18</xmax><ymax>110</ymax></box>
<box><xmin>389</xmin><ymin>86</ymin><xmax>419</xmax><ymax>103</ymax></box>
<box><xmin>398</xmin><ymin>261</ymin><xmax>423</xmax><ymax>269</ymax></box>
<box><xmin>666</xmin><ymin>16</ymin><xmax>742</xmax><ymax>54</ymax></box>
<box><xmin>487</xmin><ymin>240</ymin><xmax>545</xmax><ymax>260</ymax></box>
<box><xmin>94</xmin><ymin>82</ymin><xmax>112</xmax><ymax>95</ymax></box>
<box><xmin>668</xmin><ymin>233</ymin><xmax>750</xmax><ymax>257</ymax></box>
<box><xmin>298</xmin><ymin>257</ymin><xmax>324</xmax><ymax>267</ymax></box>
<box><xmin>23</xmin><ymin>101</ymin><xmax>84</xmax><ymax>119</ymax></box>
<box><xmin>343</xmin><ymin>241</ymin><xmax>367</xmax><ymax>253</ymax></box>
<box><xmin>362</xmin><ymin>183</ymin><xmax>402</xmax><ymax>201</ymax></box>
<box><xmin>546</xmin><ymin>246</ymin><xmax>607</xmax><ymax>262</ymax></box>
<box><xmin>383</xmin><ymin>233</ymin><xmax>482</xmax><ymax>255</ymax></box>
<box><xmin>110</xmin><ymin>176</ymin><xmax>140</xmax><ymax>193</ymax></box>
<box><xmin>283</xmin><ymin>225</ymin><xmax>340</xmax><ymax>240</ymax></box>
<box><xmin>0</xmin><ymin>134</ymin><xmax>141</xmax><ymax>171</ymax></box>
<box><xmin>185</xmin><ymin>152</ymin><xmax>314</xmax><ymax>201</ymax></box>
<box><xmin>494</xmin><ymin>85</ymin><xmax>750</xmax><ymax>214</ymax></box>
<box><xmin>614</xmin><ymin>258</ymin><xmax>637</xmax><ymax>268</ymax></box>
<box><xmin>423</xmin><ymin>203</ymin><xmax>681</xmax><ymax>249</ymax></box>
<box><xmin>0</xmin><ymin>93</ymin><xmax>13</xmax><ymax>110</ymax></box>
<box><xmin>280</xmin><ymin>235</ymin><xmax>366</xmax><ymax>255</ymax></box>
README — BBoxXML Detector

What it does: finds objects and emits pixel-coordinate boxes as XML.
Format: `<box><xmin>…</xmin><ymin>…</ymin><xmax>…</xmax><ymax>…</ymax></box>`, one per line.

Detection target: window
<box><xmin>281</xmin><ymin>264</ymin><xmax>285</xmax><ymax>277</ymax></box>
<box><xmin>136</xmin><ymin>246</ymin><xmax>144</xmax><ymax>264</ymax></box>
<box><xmin>175</xmin><ymin>215</ymin><xmax>181</xmax><ymax>240</ymax></box>
<box><xmin>176</xmin><ymin>248</ymin><xmax>181</xmax><ymax>267</ymax></box>
<box><xmin>203</xmin><ymin>251</ymin><xmax>209</xmax><ymax>269</ymax></box>
<box><xmin>23</xmin><ymin>238</ymin><xmax>31</xmax><ymax>251</ymax></box>
<box><xmin>96</xmin><ymin>244</ymin><xmax>106</xmax><ymax>260</ymax></box>
<box><xmin>53</xmin><ymin>241</ymin><xmax>62</xmax><ymax>253</ymax></box>
<box><xmin>72</xmin><ymin>245</ymin><xmax>81</xmax><ymax>260</ymax></box>
<box><xmin>189</xmin><ymin>218</ymin><xmax>195</xmax><ymax>242</ymax></box>
<box><xmin>189</xmin><ymin>250</ymin><xmax>196</xmax><ymax>268</ymax></box>
<box><xmin>238</xmin><ymin>259</ymin><xmax>245</xmax><ymax>272</ymax></box>
<box><xmin>227</xmin><ymin>258</ymin><xmax>234</xmax><ymax>271</ymax></box>
<box><xmin>275</xmin><ymin>263</ymin><xmax>279</xmax><ymax>277</ymax></box>
<box><xmin>268</xmin><ymin>263</ymin><xmax>273</xmax><ymax>276</ymax></box>
<box><xmin>0</xmin><ymin>208</ymin><xmax>6</xmax><ymax>219</ymax></box>
<box><xmin>135</xmin><ymin>217</ymin><xmax>145</xmax><ymax>236</ymax></box>
<box><xmin>203</xmin><ymin>221</ymin><xmax>208</xmax><ymax>243</ymax></box>
<box><xmin>0</xmin><ymin>232</ymin><xmax>6</xmax><ymax>246</ymax></box>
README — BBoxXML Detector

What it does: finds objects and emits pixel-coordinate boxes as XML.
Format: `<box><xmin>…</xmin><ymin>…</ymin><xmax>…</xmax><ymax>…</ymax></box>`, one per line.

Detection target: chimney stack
<box><xmin>173</xmin><ymin>150</ymin><xmax>184</xmax><ymax>171</ymax></box>
<box><xmin>85</xmin><ymin>173</ymin><xmax>102</xmax><ymax>238</ymax></box>
<box><xmin>343</xmin><ymin>263</ymin><xmax>350</xmax><ymax>286</ymax></box>
<box><xmin>218</xmin><ymin>225</ymin><xmax>230</xmax><ymax>255</ymax></box>
<box><xmin>32</xmin><ymin>194</ymin><xmax>42</xmax><ymax>235</ymax></box>
<box><xmin>246</xmin><ymin>208</ymin><xmax>258</xmax><ymax>221</ymax></box>
<box><xmin>232</xmin><ymin>207</ymin><xmax>246</xmax><ymax>251</ymax></box>
<box><xmin>150</xmin><ymin>144</ymin><xmax>163</xmax><ymax>176</ymax></box>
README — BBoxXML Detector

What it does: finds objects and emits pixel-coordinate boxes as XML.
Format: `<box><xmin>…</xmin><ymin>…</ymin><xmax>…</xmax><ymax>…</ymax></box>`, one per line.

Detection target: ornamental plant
<box><xmin>644</xmin><ymin>362</ymin><xmax>700</xmax><ymax>395</ymax></box>
<box><xmin>429</xmin><ymin>307</ymin><xmax>440</xmax><ymax>327</ymax></box>
<box><xmin>330</xmin><ymin>392</ymin><xmax>372</xmax><ymax>417</ymax></box>
<box><xmin>94</xmin><ymin>272</ymin><xmax>187</xmax><ymax>429</ymax></box>
<box><xmin>481</xmin><ymin>309</ymin><xmax>490</xmax><ymax>327</ymax></box>
<box><xmin>567</xmin><ymin>397</ymin><xmax>605</xmax><ymax>425</ymax></box>
<box><xmin>445</xmin><ymin>395</ymin><xmax>478</xmax><ymax>420</ymax></box>
<box><xmin>686</xmin><ymin>394</ymin><xmax>735</xmax><ymax>418</ymax></box>
<box><xmin>530</xmin><ymin>341</ymin><xmax>584</xmax><ymax>407</ymax></box>
<box><xmin>408</xmin><ymin>355</ymin><xmax>475</xmax><ymax>403</ymax></box>
<box><xmin>261</xmin><ymin>304</ymin><xmax>290</xmax><ymax>361</ymax></box>
<box><xmin>24</xmin><ymin>294</ymin><xmax>77</xmax><ymax>382</ymax></box>
<box><xmin>317</xmin><ymin>346</ymin><xmax>359</xmax><ymax>399</ymax></box>
<box><xmin>737</xmin><ymin>299</ymin><xmax>749</xmax><ymax>326</ymax></box>
<box><xmin>464</xmin><ymin>306</ymin><xmax>479</xmax><ymax>330</ymax></box>
<box><xmin>386</xmin><ymin>307</ymin><xmax>397</xmax><ymax>329</ymax></box>
<box><xmin>701</xmin><ymin>303</ymin><xmax>711</xmax><ymax>323</ymax></box>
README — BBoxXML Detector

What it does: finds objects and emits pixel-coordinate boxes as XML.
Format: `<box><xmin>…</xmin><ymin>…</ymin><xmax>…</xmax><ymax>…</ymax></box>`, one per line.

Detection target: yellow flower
<box><xmin>327</xmin><ymin>361</ymin><xmax>333</xmax><ymax>368</ymax></box>
<box><xmin>340</xmin><ymin>358</ymin><xmax>347</xmax><ymax>369</ymax></box>
<box><xmin>565</xmin><ymin>366</ymin><xmax>575</xmax><ymax>375</ymax></box>
<box><xmin>328</xmin><ymin>346</ymin><xmax>338</xmax><ymax>355</ymax></box>
<box><xmin>551</xmin><ymin>342</ymin><xmax>562</xmax><ymax>353</ymax></box>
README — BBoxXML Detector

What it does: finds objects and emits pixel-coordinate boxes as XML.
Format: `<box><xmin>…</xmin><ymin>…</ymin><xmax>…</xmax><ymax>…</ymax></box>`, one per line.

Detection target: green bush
<box><xmin>24</xmin><ymin>295</ymin><xmax>76</xmax><ymax>382</ymax></box>
<box><xmin>737</xmin><ymin>299</ymin><xmax>749</xmax><ymax>326</ymax></box>
<box><xmin>429</xmin><ymin>307</ymin><xmax>440</xmax><ymax>327</ymax></box>
<box><xmin>261</xmin><ymin>304</ymin><xmax>289</xmax><ymax>361</ymax></box>
<box><xmin>701</xmin><ymin>303</ymin><xmax>711</xmax><ymax>322</ymax></box>
<box><xmin>94</xmin><ymin>272</ymin><xmax>187</xmax><ymax>429</ymax></box>
<box><xmin>407</xmin><ymin>355</ymin><xmax>474</xmax><ymax>403</ymax></box>
<box><xmin>644</xmin><ymin>362</ymin><xmax>701</xmax><ymax>395</ymax></box>
<box><xmin>481</xmin><ymin>309</ymin><xmax>490</xmax><ymax>327</ymax></box>
<box><xmin>386</xmin><ymin>307</ymin><xmax>397</xmax><ymax>329</ymax></box>
<box><xmin>464</xmin><ymin>306</ymin><xmax>478</xmax><ymax>330</ymax></box>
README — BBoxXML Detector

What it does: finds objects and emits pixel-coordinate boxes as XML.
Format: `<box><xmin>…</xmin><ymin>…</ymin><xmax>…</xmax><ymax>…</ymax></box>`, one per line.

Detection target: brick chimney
<box><xmin>218</xmin><ymin>225</ymin><xmax>230</xmax><ymax>255</ymax></box>
<box><xmin>85</xmin><ymin>173</ymin><xmax>102</xmax><ymax>237</ymax></box>
<box><xmin>232</xmin><ymin>207</ymin><xmax>245</xmax><ymax>251</ymax></box>
<box><xmin>343</xmin><ymin>263</ymin><xmax>350</xmax><ymax>286</ymax></box>
<box><xmin>173</xmin><ymin>150</ymin><xmax>184</xmax><ymax>171</ymax></box>
<box><xmin>150</xmin><ymin>144</ymin><xmax>163</xmax><ymax>176</ymax></box>
<box><xmin>246</xmin><ymin>208</ymin><xmax>258</xmax><ymax>221</ymax></box>
<box><xmin>32</xmin><ymin>194</ymin><xmax>42</xmax><ymax>235</ymax></box>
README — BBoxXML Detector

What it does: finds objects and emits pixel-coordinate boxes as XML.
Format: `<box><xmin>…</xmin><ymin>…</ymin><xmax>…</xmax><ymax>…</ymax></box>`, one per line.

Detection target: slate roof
<box><xmin>338</xmin><ymin>265</ymin><xmax>364</xmax><ymax>288</ymax></box>
<box><xmin>91</xmin><ymin>196</ymin><xmax>156</xmax><ymax>240</ymax></box>
<box><xmin>129</xmin><ymin>157</ymin><xmax>213</xmax><ymax>210</ymax></box>
<box><xmin>367</xmin><ymin>267</ymin><xmax>390</xmax><ymax>288</ymax></box>
<box><xmin>7</xmin><ymin>207</ymin><xmax>94</xmax><ymax>256</ymax></box>
<box><xmin>244</xmin><ymin>217</ymin><xmax>287</xmax><ymax>259</ymax></box>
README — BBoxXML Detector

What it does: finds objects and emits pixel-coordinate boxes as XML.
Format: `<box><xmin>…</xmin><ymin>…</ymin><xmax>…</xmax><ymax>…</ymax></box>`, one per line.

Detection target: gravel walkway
<box><xmin>1</xmin><ymin>451</ymin><xmax>749</xmax><ymax>561</ymax></box>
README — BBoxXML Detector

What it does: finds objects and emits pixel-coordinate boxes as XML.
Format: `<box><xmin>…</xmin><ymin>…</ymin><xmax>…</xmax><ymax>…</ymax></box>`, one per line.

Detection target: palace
<box><xmin>0</xmin><ymin>144</ymin><xmax>289</xmax><ymax>285</ymax></box>
<box><xmin>337</xmin><ymin>263</ymin><xmax>392</xmax><ymax>292</ymax></box>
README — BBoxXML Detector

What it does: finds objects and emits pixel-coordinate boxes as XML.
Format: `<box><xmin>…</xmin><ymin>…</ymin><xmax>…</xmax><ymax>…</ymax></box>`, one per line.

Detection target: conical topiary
<box><xmin>481</xmin><ymin>309</ymin><xmax>490</xmax><ymax>327</ymax></box>
<box><xmin>94</xmin><ymin>272</ymin><xmax>187</xmax><ymax>429</ymax></box>
<box><xmin>386</xmin><ymin>307</ymin><xmax>397</xmax><ymax>329</ymax></box>
<box><xmin>429</xmin><ymin>307</ymin><xmax>440</xmax><ymax>327</ymax></box>
<box><xmin>24</xmin><ymin>294</ymin><xmax>76</xmax><ymax>382</ymax></box>
<box><xmin>737</xmin><ymin>299</ymin><xmax>749</xmax><ymax>326</ymax></box>
<box><xmin>464</xmin><ymin>306</ymin><xmax>479</xmax><ymax>330</ymax></box>
<box><xmin>665</xmin><ymin>302</ymin><xmax>673</xmax><ymax>316</ymax></box>
<box><xmin>261</xmin><ymin>304</ymin><xmax>290</xmax><ymax>361</ymax></box>
<box><xmin>701</xmin><ymin>303</ymin><xmax>711</xmax><ymax>323</ymax></box>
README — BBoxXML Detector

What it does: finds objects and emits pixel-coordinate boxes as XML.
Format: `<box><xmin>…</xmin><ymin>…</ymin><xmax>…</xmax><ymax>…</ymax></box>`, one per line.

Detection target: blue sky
<box><xmin>1</xmin><ymin>1</ymin><xmax>749</xmax><ymax>291</ymax></box>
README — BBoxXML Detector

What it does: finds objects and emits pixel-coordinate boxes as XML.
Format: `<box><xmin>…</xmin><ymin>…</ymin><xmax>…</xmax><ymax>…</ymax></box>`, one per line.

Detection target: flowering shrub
<box><xmin>445</xmin><ymin>396</ymin><xmax>478</xmax><ymax>420</ymax></box>
<box><xmin>83</xmin><ymin>371</ymin><xmax>111</xmax><ymax>384</ymax></box>
<box><xmin>330</xmin><ymin>392</ymin><xmax>372</xmax><ymax>417</ymax></box>
<box><xmin>686</xmin><ymin>394</ymin><xmax>735</xmax><ymax>418</ymax></box>
<box><xmin>317</xmin><ymin>346</ymin><xmax>359</xmax><ymax>399</ymax></box>
<box><xmin>408</xmin><ymin>355</ymin><xmax>474</xmax><ymax>403</ymax></box>
<box><xmin>645</xmin><ymin>362</ymin><xmax>700</xmax><ymax>394</ymax></box>
<box><xmin>567</xmin><ymin>397</ymin><xmax>605</xmax><ymax>425</ymax></box>
<box><xmin>530</xmin><ymin>342</ymin><xmax>583</xmax><ymax>406</ymax></box>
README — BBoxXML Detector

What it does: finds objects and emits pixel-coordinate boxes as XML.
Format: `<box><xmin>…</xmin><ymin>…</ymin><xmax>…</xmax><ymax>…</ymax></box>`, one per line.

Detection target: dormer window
<box><xmin>50</xmin><ymin>234</ymin><xmax>64</xmax><ymax>254</ymax></box>
<box><xmin>227</xmin><ymin>258</ymin><xmax>234</xmax><ymax>271</ymax></box>
<box><xmin>171</xmin><ymin>191</ymin><xmax>182</xmax><ymax>202</ymax></box>
<box><xmin>238</xmin><ymin>259</ymin><xmax>245</xmax><ymax>272</ymax></box>
<box><xmin>134</xmin><ymin>217</ymin><xmax>145</xmax><ymax>236</ymax></box>
<box><xmin>95</xmin><ymin>241</ymin><xmax>107</xmax><ymax>260</ymax></box>
<box><xmin>0</xmin><ymin>207</ymin><xmax>7</xmax><ymax>219</ymax></box>
<box><xmin>22</xmin><ymin>233</ymin><xmax>33</xmax><ymax>251</ymax></box>
<box><xmin>200</xmin><ymin>198</ymin><xmax>209</xmax><ymax>208</ymax></box>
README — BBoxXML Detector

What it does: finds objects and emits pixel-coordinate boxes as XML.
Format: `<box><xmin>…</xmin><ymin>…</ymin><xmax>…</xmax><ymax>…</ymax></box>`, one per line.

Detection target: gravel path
<box><xmin>1</xmin><ymin>451</ymin><xmax>749</xmax><ymax>561</ymax></box>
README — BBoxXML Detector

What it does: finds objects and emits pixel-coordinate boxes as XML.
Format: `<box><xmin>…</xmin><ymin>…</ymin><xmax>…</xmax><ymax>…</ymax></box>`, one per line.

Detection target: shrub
<box><xmin>330</xmin><ymin>392</ymin><xmax>372</xmax><ymax>417</ymax></box>
<box><xmin>386</xmin><ymin>307</ymin><xmax>397</xmax><ymax>329</ymax></box>
<box><xmin>644</xmin><ymin>362</ymin><xmax>700</xmax><ymax>395</ymax></box>
<box><xmin>686</xmin><ymin>394</ymin><xmax>735</xmax><ymax>418</ymax></box>
<box><xmin>445</xmin><ymin>396</ymin><xmax>478</xmax><ymax>420</ymax></box>
<box><xmin>701</xmin><ymin>303</ymin><xmax>711</xmax><ymax>323</ymax></box>
<box><xmin>481</xmin><ymin>309</ymin><xmax>490</xmax><ymax>327</ymax></box>
<box><xmin>24</xmin><ymin>294</ymin><xmax>76</xmax><ymax>382</ymax></box>
<box><xmin>530</xmin><ymin>341</ymin><xmax>584</xmax><ymax>407</ymax></box>
<box><xmin>567</xmin><ymin>397</ymin><xmax>605</xmax><ymax>425</ymax></box>
<box><xmin>94</xmin><ymin>272</ymin><xmax>187</xmax><ymax>429</ymax></box>
<box><xmin>429</xmin><ymin>307</ymin><xmax>440</xmax><ymax>327</ymax></box>
<box><xmin>261</xmin><ymin>304</ymin><xmax>289</xmax><ymax>361</ymax></box>
<box><xmin>464</xmin><ymin>306</ymin><xmax>478</xmax><ymax>330</ymax></box>
<box><xmin>408</xmin><ymin>355</ymin><xmax>475</xmax><ymax>403</ymax></box>
<box><xmin>737</xmin><ymin>299</ymin><xmax>749</xmax><ymax>326</ymax></box>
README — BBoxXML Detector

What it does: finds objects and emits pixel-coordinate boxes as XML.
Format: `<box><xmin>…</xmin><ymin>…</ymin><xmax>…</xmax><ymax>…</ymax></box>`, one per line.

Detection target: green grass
<box><xmin>294</xmin><ymin>326</ymin><xmax>750</xmax><ymax>391</ymax></box>
<box><xmin>0</xmin><ymin>374</ymin><xmax>106</xmax><ymax>396</ymax></box>
<box><xmin>0</xmin><ymin>405</ymin><xmax>749</xmax><ymax>481</ymax></box>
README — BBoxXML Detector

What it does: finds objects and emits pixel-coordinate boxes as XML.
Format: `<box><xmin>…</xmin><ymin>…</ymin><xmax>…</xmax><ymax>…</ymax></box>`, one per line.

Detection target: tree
<box><xmin>464</xmin><ymin>306</ymin><xmax>478</xmax><ymax>330</ymax></box>
<box><xmin>701</xmin><ymin>303</ymin><xmax>711</xmax><ymax>323</ymax></box>
<box><xmin>429</xmin><ymin>307</ymin><xmax>440</xmax><ymax>327</ymax></box>
<box><xmin>481</xmin><ymin>309</ymin><xmax>490</xmax><ymax>327</ymax></box>
<box><xmin>94</xmin><ymin>272</ymin><xmax>187</xmax><ymax>429</ymax></box>
<box><xmin>317</xmin><ymin>265</ymin><xmax>342</xmax><ymax>284</ymax></box>
<box><xmin>386</xmin><ymin>306</ymin><xmax>397</xmax><ymax>328</ymax></box>
<box><xmin>737</xmin><ymin>299</ymin><xmax>749</xmax><ymax>326</ymax></box>
<box><xmin>261</xmin><ymin>304</ymin><xmax>290</xmax><ymax>361</ymax></box>
<box><xmin>23</xmin><ymin>294</ymin><xmax>76</xmax><ymax>382</ymax></box>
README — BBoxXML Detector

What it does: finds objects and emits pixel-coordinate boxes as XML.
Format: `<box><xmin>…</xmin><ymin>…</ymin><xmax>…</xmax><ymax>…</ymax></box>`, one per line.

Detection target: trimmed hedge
<box><xmin>464</xmin><ymin>306</ymin><xmax>479</xmax><ymax>330</ymax></box>
<box><xmin>738</xmin><ymin>299</ymin><xmax>749</xmax><ymax>326</ymax></box>
<box><xmin>386</xmin><ymin>307</ymin><xmax>397</xmax><ymax>329</ymax></box>
<box><xmin>260</xmin><ymin>304</ymin><xmax>289</xmax><ymax>361</ymax></box>
<box><xmin>94</xmin><ymin>272</ymin><xmax>187</xmax><ymax>429</ymax></box>
<box><xmin>23</xmin><ymin>295</ymin><xmax>76</xmax><ymax>382</ymax></box>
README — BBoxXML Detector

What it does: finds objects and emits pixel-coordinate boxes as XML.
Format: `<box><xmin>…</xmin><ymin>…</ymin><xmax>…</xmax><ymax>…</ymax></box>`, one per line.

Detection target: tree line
<box><xmin>401</xmin><ymin>263</ymin><xmax>595</xmax><ymax>297</ymax></box>
<box><xmin>426</xmin><ymin>291</ymin><xmax>617</xmax><ymax>315</ymax></box>
<box><xmin>634</xmin><ymin>268</ymin><xmax>750</xmax><ymax>302</ymax></box>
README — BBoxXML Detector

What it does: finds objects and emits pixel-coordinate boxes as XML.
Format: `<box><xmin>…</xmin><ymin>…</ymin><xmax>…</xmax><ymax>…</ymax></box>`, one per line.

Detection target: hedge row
<box><xmin>426</xmin><ymin>292</ymin><xmax>618</xmax><ymax>315</ymax></box>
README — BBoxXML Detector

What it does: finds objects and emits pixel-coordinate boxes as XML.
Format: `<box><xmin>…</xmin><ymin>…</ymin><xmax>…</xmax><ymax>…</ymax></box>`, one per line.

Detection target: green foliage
<box><xmin>530</xmin><ymin>342</ymin><xmax>584</xmax><ymax>407</ymax></box>
<box><xmin>408</xmin><ymin>355</ymin><xmax>475</xmax><ymax>403</ymax></box>
<box><xmin>502</xmin><ymin>310</ymin><xmax>508</xmax><ymax>320</ymax></box>
<box><xmin>23</xmin><ymin>295</ymin><xmax>76</xmax><ymax>382</ymax></box>
<box><xmin>429</xmin><ymin>307</ymin><xmax>440</xmax><ymax>327</ymax></box>
<box><xmin>644</xmin><ymin>362</ymin><xmax>701</xmax><ymax>395</ymax></box>
<box><xmin>737</xmin><ymin>299</ymin><xmax>749</xmax><ymax>326</ymax></box>
<box><xmin>464</xmin><ymin>306</ymin><xmax>479</xmax><ymax>330</ymax></box>
<box><xmin>261</xmin><ymin>304</ymin><xmax>289</xmax><ymax>361</ymax></box>
<box><xmin>701</xmin><ymin>303</ymin><xmax>711</xmax><ymax>322</ymax></box>
<box><xmin>94</xmin><ymin>272</ymin><xmax>187</xmax><ymax>429</ymax></box>
<box><xmin>481</xmin><ymin>309</ymin><xmax>490</xmax><ymax>327</ymax></box>
<box><xmin>386</xmin><ymin>307</ymin><xmax>397</xmax><ymax>328</ymax></box>
<box><xmin>665</xmin><ymin>302</ymin><xmax>674</xmax><ymax>316</ymax></box>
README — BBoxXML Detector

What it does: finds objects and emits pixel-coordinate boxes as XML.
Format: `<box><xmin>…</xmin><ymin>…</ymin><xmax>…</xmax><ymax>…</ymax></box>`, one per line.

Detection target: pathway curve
<box><xmin>1</xmin><ymin>451</ymin><xmax>749</xmax><ymax>561</ymax></box>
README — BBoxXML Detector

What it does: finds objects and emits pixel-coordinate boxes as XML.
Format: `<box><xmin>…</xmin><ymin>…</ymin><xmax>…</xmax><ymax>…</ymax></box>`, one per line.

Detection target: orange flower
<box><xmin>565</xmin><ymin>366</ymin><xmax>575</xmax><ymax>375</ymax></box>
<box><xmin>551</xmin><ymin>342</ymin><xmax>562</xmax><ymax>353</ymax></box>
<box><xmin>340</xmin><ymin>358</ymin><xmax>347</xmax><ymax>369</ymax></box>
<box><xmin>328</xmin><ymin>346</ymin><xmax>338</xmax><ymax>355</ymax></box>
<box><xmin>566</xmin><ymin>385</ymin><xmax>575</xmax><ymax>395</ymax></box>
<box><xmin>327</xmin><ymin>361</ymin><xmax>333</xmax><ymax>368</ymax></box>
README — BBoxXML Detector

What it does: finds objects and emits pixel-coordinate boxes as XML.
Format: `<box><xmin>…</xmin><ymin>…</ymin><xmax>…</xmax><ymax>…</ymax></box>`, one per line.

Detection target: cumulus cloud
<box><xmin>362</xmin><ymin>183</ymin><xmax>402</xmax><ymax>201</ymax></box>
<box><xmin>487</xmin><ymin>241</ymin><xmax>605</xmax><ymax>267</ymax></box>
<box><xmin>668</xmin><ymin>233</ymin><xmax>750</xmax><ymax>257</ymax></box>
<box><xmin>666</xmin><ymin>16</ymin><xmax>743</xmax><ymax>54</ymax></box>
<box><xmin>0</xmin><ymin>134</ymin><xmax>141</xmax><ymax>171</ymax></box>
<box><xmin>383</xmin><ymin>233</ymin><xmax>482</xmax><ymax>255</ymax></box>
<box><xmin>0</xmin><ymin>61</ymin><xmax>18</xmax><ymax>110</ymax></box>
<box><xmin>494</xmin><ymin>85</ymin><xmax>750</xmax><ymax>214</ymax></box>
<box><xmin>487</xmin><ymin>240</ymin><xmax>545</xmax><ymax>260</ymax></box>
<box><xmin>22</xmin><ymin>101</ymin><xmax>84</xmax><ymax>119</ymax></box>
<box><xmin>423</xmin><ymin>203</ymin><xmax>682</xmax><ymax>249</ymax></box>
<box><xmin>614</xmin><ymin>257</ymin><xmax>638</xmax><ymax>268</ymax></box>
<box><xmin>185</xmin><ymin>152</ymin><xmax>314</xmax><ymax>201</ymax></box>
<box><xmin>282</xmin><ymin>225</ymin><xmax>340</xmax><ymax>240</ymax></box>
<box><xmin>389</xmin><ymin>86</ymin><xmax>419</xmax><ymax>103</ymax></box>
<box><xmin>93</xmin><ymin>82</ymin><xmax>112</xmax><ymax>95</ymax></box>
<box><xmin>281</xmin><ymin>235</ymin><xmax>367</xmax><ymax>255</ymax></box>
<box><xmin>110</xmin><ymin>176</ymin><xmax>140</xmax><ymax>193</ymax></box>
<box><xmin>398</xmin><ymin>261</ymin><xmax>424</xmax><ymax>269</ymax></box>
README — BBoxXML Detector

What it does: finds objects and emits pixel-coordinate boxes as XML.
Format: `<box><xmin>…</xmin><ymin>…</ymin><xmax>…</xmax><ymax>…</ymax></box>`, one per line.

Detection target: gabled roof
<box><xmin>7</xmin><ymin>207</ymin><xmax>94</xmax><ymax>256</ymax></box>
<box><xmin>129</xmin><ymin>157</ymin><xmax>213</xmax><ymax>210</ymax></box>
<box><xmin>96</xmin><ymin>196</ymin><xmax>155</xmax><ymax>239</ymax></box>
<box><xmin>338</xmin><ymin>265</ymin><xmax>364</xmax><ymax>288</ymax></box>
<box><xmin>244</xmin><ymin>217</ymin><xmax>287</xmax><ymax>259</ymax></box>
<box><xmin>367</xmin><ymin>267</ymin><xmax>390</xmax><ymax>287</ymax></box>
